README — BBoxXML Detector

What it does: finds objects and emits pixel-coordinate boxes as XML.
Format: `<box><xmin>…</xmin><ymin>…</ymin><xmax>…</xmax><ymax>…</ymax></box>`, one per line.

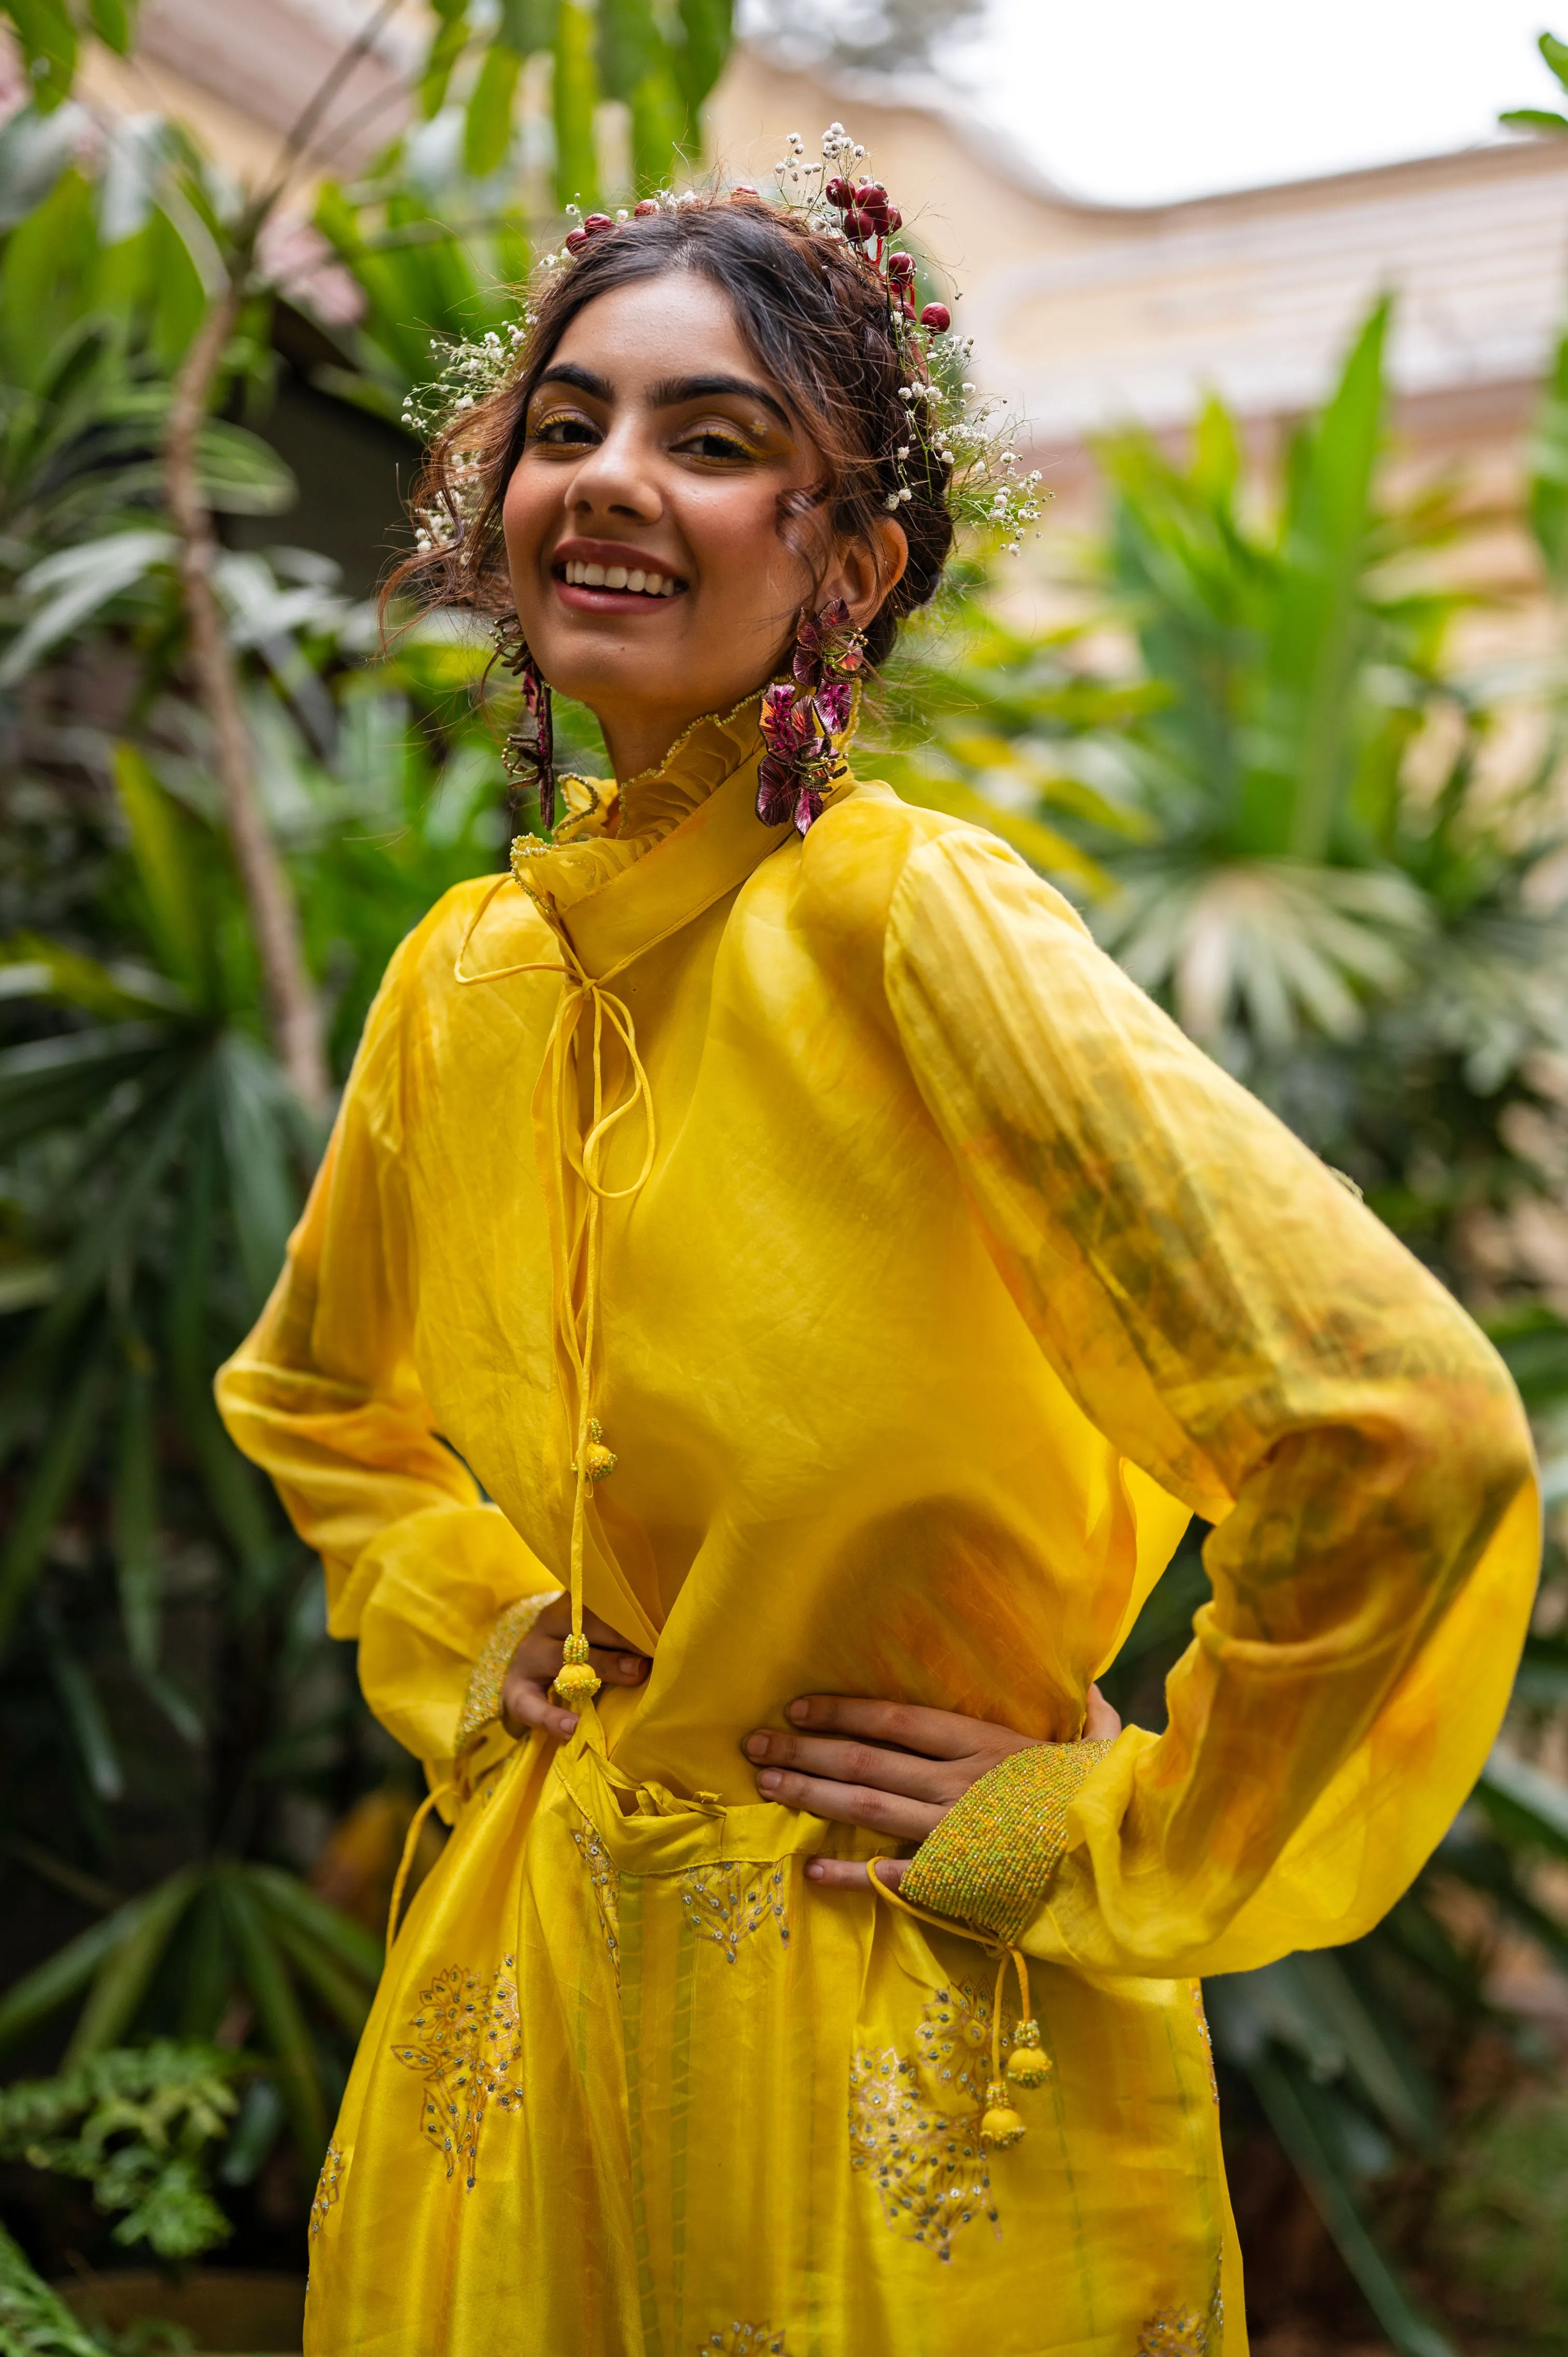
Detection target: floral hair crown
<box><xmin>407</xmin><ymin>123</ymin><xmax>1044</xmax><ymax>561</ymax></box>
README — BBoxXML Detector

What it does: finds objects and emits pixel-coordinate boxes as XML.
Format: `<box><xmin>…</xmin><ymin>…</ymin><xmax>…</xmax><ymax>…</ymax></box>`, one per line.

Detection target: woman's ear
<box><xmin>820</xmin><ymin>518</ymin><xmax>908</xmax><ymax>631</ymax></box>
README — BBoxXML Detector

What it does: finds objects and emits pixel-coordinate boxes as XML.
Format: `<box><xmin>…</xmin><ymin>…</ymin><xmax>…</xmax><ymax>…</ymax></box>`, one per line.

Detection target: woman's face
<box><xmin>501</xmin><ymin>269</ymin><xmax>903</xmax><ymax>782</ymax></box>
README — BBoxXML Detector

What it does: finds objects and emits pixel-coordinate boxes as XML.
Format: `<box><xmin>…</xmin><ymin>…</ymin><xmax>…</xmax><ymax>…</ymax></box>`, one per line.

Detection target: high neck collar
<box><xmin>519</xmin><ymin>699</ymin><xmax>766</xmax><ymax>914</ymax></box>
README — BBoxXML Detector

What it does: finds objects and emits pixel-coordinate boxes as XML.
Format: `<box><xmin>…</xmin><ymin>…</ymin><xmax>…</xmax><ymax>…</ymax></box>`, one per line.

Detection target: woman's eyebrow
<box><xmin>534</xmin><ymin>362</ymin><xmax>614</xmax><ymax>401</ymax></box>
<box><xmin>648</xmin><ymin>373</ymin><xmax>793</xmax><ymax>431</ymax></box>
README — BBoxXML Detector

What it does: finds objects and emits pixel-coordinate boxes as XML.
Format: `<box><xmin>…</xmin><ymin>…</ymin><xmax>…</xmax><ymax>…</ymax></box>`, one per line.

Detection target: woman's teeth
<box><xmin>562</xmin><ymin>560</ymin><xmax>678</xmax><ymax>596</ymax></box>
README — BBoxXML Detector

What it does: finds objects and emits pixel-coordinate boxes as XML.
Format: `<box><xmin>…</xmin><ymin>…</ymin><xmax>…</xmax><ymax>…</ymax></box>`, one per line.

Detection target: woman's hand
<box><xmin>501</xmin><ymin>1596</ymin><xmax>651</xmax><ymax>1741</ymax></box>
<box><xmin>744</xmin><ymin>1685</ymin><xmax>1122</xmax><ymax>1891</ymax></box>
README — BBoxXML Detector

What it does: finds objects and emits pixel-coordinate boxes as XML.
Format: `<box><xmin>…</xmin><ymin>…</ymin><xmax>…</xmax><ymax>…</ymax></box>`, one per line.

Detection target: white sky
<box><xmin>945</xmin><ymin>0</ymin><xmax>1568</xmax><ymax>206</ymax></box>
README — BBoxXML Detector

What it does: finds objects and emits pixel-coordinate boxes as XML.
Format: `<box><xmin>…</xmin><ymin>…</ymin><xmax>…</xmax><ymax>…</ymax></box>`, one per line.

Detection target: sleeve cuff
<box><xmin>454</xmin><ymin>1588</ymin><xmax>564</xmax><ymax>1758</ymax></box>
<box><xmin>901</xmin><ymin>1738</ymin><xmax>1118</xmax><ymax>1943</ymax></box>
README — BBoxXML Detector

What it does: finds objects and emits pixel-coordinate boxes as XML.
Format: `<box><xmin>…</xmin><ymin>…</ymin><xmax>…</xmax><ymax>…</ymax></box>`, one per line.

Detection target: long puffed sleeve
<box><xmin>215</xmin><ymin>937</ymin><xmax>556</xmax><ymax>1791</ymax></box>
<box><xmin>885</xmin><ymin>827</ymin><xmax>1539</xmax><ymax>1979</ymax></box>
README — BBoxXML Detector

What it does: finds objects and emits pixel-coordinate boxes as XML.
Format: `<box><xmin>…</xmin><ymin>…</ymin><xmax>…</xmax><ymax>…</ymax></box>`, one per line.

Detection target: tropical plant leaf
<box><xmin>63</xmin><ymin>1866</ymin><xmax>200</xmax><ymax>2062</ymax></box>
<box><xmin>216</xmin><ymin>1865</ymin><xmax>328</xmax><ymax>2165</ymax></box>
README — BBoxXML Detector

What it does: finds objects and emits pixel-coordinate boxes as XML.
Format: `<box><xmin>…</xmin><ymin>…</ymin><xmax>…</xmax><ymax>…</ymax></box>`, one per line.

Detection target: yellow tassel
<box><xmin>979</xmin><ymin>2081</ymin><xmax>1026</xmax><ymax>2150</ymax></box>
<box><xmin>570</xmin><ymin>1418</ymin><xmax>617</xmax><ymax>1484</ymax></box>
<box><xmin>1007</xmin><ymin>2018</ymin><xmax>1052</xmax><ymax>2088</ymax></box>
<box><xmin>553</xmin><ymin>1630</ymin><xmax>601</xmax><ymax>1706</ymax></box>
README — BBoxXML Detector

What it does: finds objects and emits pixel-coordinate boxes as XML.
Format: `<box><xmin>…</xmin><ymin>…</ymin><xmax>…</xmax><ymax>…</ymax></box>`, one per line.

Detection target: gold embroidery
<box><xmin>1192</xmin><ymin>1983</ymin><xmax>1219</xmax><ymax>2104</ymax></box>
<box><xmin>901</xmin><ymin>1738</ymin><xmax>1115</xmax><ymax>1942</ymax></box>
<box><xmin>697</xmin><ymin>2327</ymin><xmax>788</xmax><ymax>2354</ymax></box>
<box><xmin>391</xmin><ymin>1959</ymin><xmax>526</xmax><ymax>2188</ymax></box>
<box><xmin>917</xmin><ymin>1977</ymin><xmax>1015</xmax><ymax>2104</ymax></box>
<box><xmin>455</xmin><ymin>1589</ymin><xmax>563</xmax><ymax>1755</ymax></box>
<box><xmin>1138</xmin><ymin>2311</ymin><xmax>1208</xmax><ymax>2356</ymax></box>
<box><xmin>1138</xmin><ymin>2267</ymin><xmax>1225</xmax><ymax>2355</ymax></box>
<box><xmin>849</xmin><ymin>2045</ymin><xmax>999</xmax><ymax>2261</ymax></box>
<box><xmin>570</xmin><ymin>1810</ymin><xmax>621</xmax><ymax>1984</ymax></box>
<box><xmin>309</xmin><ymin>2140</ymin><xmax>344</xmax><ymax>2239</ymax></box>
<box><xmin>680</xmin><ymin>1862</ymin><xmax>790</xmax><ymax>1962</ymax></box>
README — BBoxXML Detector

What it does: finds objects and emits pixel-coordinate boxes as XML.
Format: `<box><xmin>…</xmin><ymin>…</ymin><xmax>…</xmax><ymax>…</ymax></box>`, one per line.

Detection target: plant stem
<box><xmin>163</xmin><ymin>268</ymin><xmax>329</xmax><ymax>1113</ymax></box>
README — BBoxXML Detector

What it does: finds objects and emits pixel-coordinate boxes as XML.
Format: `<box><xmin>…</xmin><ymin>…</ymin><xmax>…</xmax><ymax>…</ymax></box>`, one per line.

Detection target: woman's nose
<box><xmin>569</xmin><ymin>422</ymin><xmax>663</xmax><ymax>523</ymax></box>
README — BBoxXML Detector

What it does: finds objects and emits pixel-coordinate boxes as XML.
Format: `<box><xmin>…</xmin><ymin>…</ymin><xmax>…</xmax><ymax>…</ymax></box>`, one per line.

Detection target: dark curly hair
<box><xmin>384</xmin><ymin>193</ymin><xmax>956</xmax><ymax>673</ymax></box>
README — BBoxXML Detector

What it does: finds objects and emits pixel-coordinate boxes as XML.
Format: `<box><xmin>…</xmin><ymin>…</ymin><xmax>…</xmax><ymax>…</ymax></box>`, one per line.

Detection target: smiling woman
<box><xmin>217</xmin><ymin>156</ymin><xmax>1539</xmax><ymax>2357</ymax></box>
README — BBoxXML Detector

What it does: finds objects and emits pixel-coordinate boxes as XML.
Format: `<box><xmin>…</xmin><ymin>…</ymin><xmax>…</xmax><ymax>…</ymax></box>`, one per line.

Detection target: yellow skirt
<box><xmin>306</xmin><ymin>1719</ymin><xmax>1246</xmax><ymax>2356</ymax></box>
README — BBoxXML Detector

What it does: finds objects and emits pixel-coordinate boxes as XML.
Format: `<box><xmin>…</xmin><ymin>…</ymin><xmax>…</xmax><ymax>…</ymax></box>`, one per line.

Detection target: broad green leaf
<box><xmin>1528</xmin><ymin>327</ymin><xmax>1568</xmax><ymax>590</ymax></box>
<box><xmin>196</xmin><ymin>419</ymin><xmax>297</xmax><ymax>518</ymax></box>
<box><xmin>0</xmin><ymin>1343</ymin><xmax>106</xmax><ymax>1647</ymax></box>
<box><xmin>420</xmin><ymin>0</ymin><xmax>471</xmax><ymax>119</ymax></box>
<box><xmin>631</xmin><ymin>65</ymin><xmax>685</xmax><ymax>189</ymax></box>
<box><xmin>5</xmin><ymin>0</ymin><xmax>75</xmax><ymax>113</ymax></box>
<box><xmin>1500</xmin><ymin>106</ymin><xmax>1568</xmax><ymax>133</ymax></box>
<box><xmin>465</xmin><ymin>39</ymin><xmax>523</xmax><ymax>178</ymax></box>
<box><xmin>0</xmin><ymin>1887</ymin><xmax>164</xmax><ymax>2055</ymax></box>
<box><xmin>1241</xmin><ymin>299</ymin><xmax>1389</xmax><ymax>861</ymax></box>
<box><xmin>111</xmin><ymin>743</ymin><xmax>212</xmax><ymax>1003</ymax></box>
<box><xmin>598</xmin><ymin>0</ymin><xmax>657</xmax><ymax>103</ymax></box>
<box><xmin>0</xmin><ymin>527</ymin><xmax>173</xmax><ymax>687</ymax></box>
<box><xmin>674</xmin><ymin>0</ymin><xmax>733</xmax><ymax>114</ymax></box>
<box><xmin>1542</xmin><ymin>29</ymin><xmax>1568</xmax><ymax>92</ymax></box>
<box><xmin>47</xmin><ymin>1639</ymin><xmax>125</xmax><ymax>1805</ymax></box>
<box><xmin>259</xmin><ymin>1907</ymin><xmax>374</xmax><ymax>2039</ymax></box>
<box><xmin>114</xmin><ymin>1364</ymin><xmax>160</xmax><ymax>1673</ymax></box>
<box><xmin>176</xmin><ymin>1883</ymin><xmax>234</xmax><ymax>2041</ymax></box>
<box><xmin>218</xmin><ymin>1866</ymin><xmax>328</xmax><ymax>2165</ymax></box>
<box><xmin>214</xmin><ymin>1030</ymin><xmax>300</xmax><ymax>1312</ymax></box>
<box><xmin>0</xmin><ymin>1023</ymin><xmax>167</xmax><ymax>1149</ymax></box>
<box><xmin>87</xmin><ymin>0</ymin><xmax>134</xmax><ymax>48</ymax></box>
<box><xmin>64</xmin><ymin>1867</ymin><xmax>201</xmax><ymax>2062</ymax></box>
<box><xmin>246</xmin><ymin>1863</ymin><xmax>384</xmax><ymax>1986</ymax></box>
<box><xmin>554</xmin><ymin>0</ymin><xmax>599</xmax><ymax>209</ymax></box>
<box><xmin>500</xmin><ymin>0</ymin><xmax>558</xmax><ymax>48</ymax></box>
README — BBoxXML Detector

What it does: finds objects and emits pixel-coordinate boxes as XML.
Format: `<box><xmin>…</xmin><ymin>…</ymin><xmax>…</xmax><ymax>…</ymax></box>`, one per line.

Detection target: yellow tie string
<box><xmin>865</xmin><ymin>1860</ymin><xmax>1052</xmax><ymax>2143</ymax></box>
<box><xmin>455</xmin><ymin>880</ymin><xmax>656</xmax><ymax>1700</ymax></box>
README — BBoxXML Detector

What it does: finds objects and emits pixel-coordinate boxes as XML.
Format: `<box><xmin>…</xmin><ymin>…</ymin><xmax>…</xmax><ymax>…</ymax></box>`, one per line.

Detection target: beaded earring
<box><xmin>492</xmin><ymin>616</ymin><xmax>558</xmax><ymax>833</ymax></box>
<box><xmin>755</xmin><ymin>596</ymin><xmax>866</xmax><ymax>837</ymax></box>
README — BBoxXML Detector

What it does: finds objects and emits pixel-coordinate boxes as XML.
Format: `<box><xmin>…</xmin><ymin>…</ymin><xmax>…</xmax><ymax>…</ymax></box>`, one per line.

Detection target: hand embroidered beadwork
<box><xmin>848</xmin><ymin>2045</ymin><xmax>999</xmax><ymax>2261</ymax></box>
<box><xmin>570</xmin><ymin>1809</ymin><xmax>621</xmax><ymax>1985</ymax></box>
<box><xmin>901</xmin><ymin>1738</ymin><xmax>1116</xmax><ymax>1942</ymax></box>
<box><xmin>1137</xmin><ymin>2267</ymin><xmax>1225</xmax><ymax>2355</ymax></box>
<box><xmin>454</xmin><ymin>1589</ymin><xmax>563</xmax><ymax>1756</ymax></box>
<box><xmin>391</xmin><ymin>1959</ymin><xmax>526</xmax><ymax>2188</ymax></box>
<box><xmin>310</xmin><ymin>2140</ymin><xmax>344</xmax><ymax>2240</ymax></box>
<box><xmin>916</xmin><ymin>1978</ymin><xmax>1015</xmax><ymax>2105</ymax></box>
<box><xmin>680</xmin><ymin>1863</ymin><xmax>790</xmax><ymax>1963</ymax></box>
<box><xmin>698</xmin><ymin>2326</ymin><xmax>788</xmax><ymax>2353</ymax></box>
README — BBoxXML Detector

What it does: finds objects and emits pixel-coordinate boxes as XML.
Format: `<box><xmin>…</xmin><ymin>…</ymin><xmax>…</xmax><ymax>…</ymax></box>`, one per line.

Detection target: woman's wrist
<box><xmin>899</xmin><ymin>1737</ymin><xmax>1119</xmax><ymax>1942</ymax></box>
<box><xmin>455</xmin><ymin>1588</ymin><xmax>565</xmax><ymax>1755</ymax></box>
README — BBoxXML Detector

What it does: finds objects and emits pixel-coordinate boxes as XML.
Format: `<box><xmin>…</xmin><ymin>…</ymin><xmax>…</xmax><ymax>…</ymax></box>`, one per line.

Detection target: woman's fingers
<box><xmin>783</xmin><ymin>1693</ymin><xmax>1014</xmax><ymax>1760</ymax></box>
<box><xmin>744</xmin><ymin>1725</ymin><xmax>970</xmax><ymax>1802</ymax></box>
<box><xmin>751</xmin><ymin>1763</ymin><xmax>943</xmax><ymax>1844</ymax></box>
<box><xmin>501</xmin><ymin>1671</ymin><xmax>579</xmax><ymax>1741</ymax></box>
<box><xmin>805</xmin><ymin>1856</ymin><xmax>909</xmax><ymax>1891</ymax></box>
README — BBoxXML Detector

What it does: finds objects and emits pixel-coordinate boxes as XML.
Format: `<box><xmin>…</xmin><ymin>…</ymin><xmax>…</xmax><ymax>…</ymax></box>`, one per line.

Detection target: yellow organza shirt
<box><xmin>218</xmin><ymin>702</ymin><xmax>1538</xmax><ymax>2357</ymax></box>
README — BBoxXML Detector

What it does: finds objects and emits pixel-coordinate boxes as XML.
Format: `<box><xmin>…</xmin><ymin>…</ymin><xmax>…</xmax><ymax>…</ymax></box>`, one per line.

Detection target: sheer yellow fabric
<box><xmin>217</xmin><ymin>704</ymin><xmax>1537</xmax><ymax>2357</ymax></box>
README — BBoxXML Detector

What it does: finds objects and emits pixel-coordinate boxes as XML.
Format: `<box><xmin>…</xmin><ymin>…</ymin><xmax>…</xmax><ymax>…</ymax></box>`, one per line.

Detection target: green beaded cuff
<box><xmin>454</xmin><ymin>1589</ymin><xmax>563</xmax><ymax>1756</ymax></box>
<box><xmin>901</xmin><ymin>1739</ymin><xmax>1116</xmax><ymax>1944</ymax></box>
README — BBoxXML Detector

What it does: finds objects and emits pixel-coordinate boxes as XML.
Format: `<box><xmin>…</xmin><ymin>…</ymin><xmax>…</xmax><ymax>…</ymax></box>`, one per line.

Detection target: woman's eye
<box><xmin>531</xmin><ymin>414</ymin><xmax>600</xmax><ymax>447</ymax></box>
<box><xmin>677</xmin><ymin>428</ymin><xmax>757</xmax><ymax>463</ymax></box>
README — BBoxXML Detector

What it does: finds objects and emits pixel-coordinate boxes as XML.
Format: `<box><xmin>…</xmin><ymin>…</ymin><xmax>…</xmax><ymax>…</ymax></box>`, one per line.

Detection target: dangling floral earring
<box><xmin>492</xmin><ymin>616</ymin><xmax>557</xmax><ymax>833</ymax></box>
<box><xmin>756</xmin><ymin>597</ymin><xmax>865</xmax><ymax>836</ymax></box>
